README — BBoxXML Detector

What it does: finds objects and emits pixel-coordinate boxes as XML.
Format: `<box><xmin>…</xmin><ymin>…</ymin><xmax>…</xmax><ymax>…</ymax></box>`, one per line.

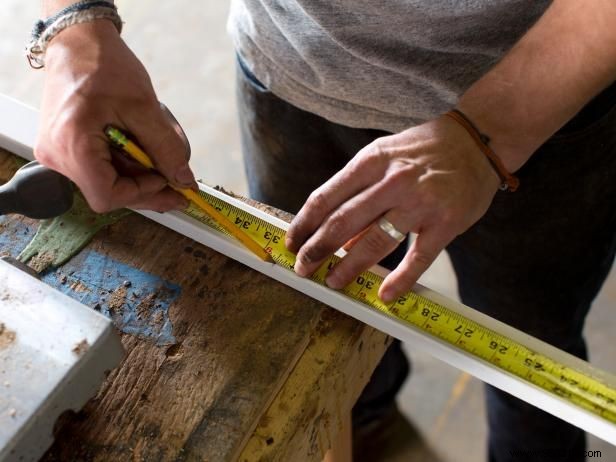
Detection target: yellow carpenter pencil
<box><xmin>105</xmin><ymin>125</ymin><xmax>273</xmax><ymax>263</ymax></box>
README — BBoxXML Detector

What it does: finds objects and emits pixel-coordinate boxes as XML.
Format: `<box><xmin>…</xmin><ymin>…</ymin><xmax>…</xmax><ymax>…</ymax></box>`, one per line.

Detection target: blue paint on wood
<box><xmin>43</xmin><ymin>251</ymin><xmax>180</xmax><ymax>345</ymax></box>
<box><xmin>0</xmin><ymin>216</ymin><xmax>37</xmax><ymax>255</ymax></box>
<box><xmin>1</xmin><ymin>217</ymin><xmax>179</xmax><ymax>345</ymax></box>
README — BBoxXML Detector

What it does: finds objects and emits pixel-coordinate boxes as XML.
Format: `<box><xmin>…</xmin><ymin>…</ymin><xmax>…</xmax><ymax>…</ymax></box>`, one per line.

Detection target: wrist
<box><xmin>455</xmin><ymin>98</ymin><xmax>536</xmax><ymax>173</ymax></box>
<box><xmin>45</xmin><ymin>20</ymin><xmax>119</xmax><ymax>69</ymax></box>
<box><xmin>47</xmin><ymin>18</ymin><xmax>118</xmax><ymax>51</ymax></box>
<box><xmin>29</xmin><ymin>1</ymin><xmax>121</xmax><ymax>69</ymax></box>
<box><xmin>443</xmin><ymin>110</ymin><xmax>520</xmax><ymax>192</ymax></box>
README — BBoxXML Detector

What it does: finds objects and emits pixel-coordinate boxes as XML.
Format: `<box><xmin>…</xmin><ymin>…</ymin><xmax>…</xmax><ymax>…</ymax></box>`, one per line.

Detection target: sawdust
<box><xmin>108</xmin><ymin>286</ymin><xmax>127</xmax><ymax>316</ymax></box>
<box><xmin>72</xmin><ymin>339</ymin><xmax>89</xmax><ymax>356</ymax></box>
<box><xmin>152</xmin><ymin>309</ymin><xmax>164</xmax><ymax>327</ymax></box>
<box><xmin>136</xmin><ymin>293</ymin><xmax>156</xmax><ymax>320</ymax></box>
<box><xmin>0</xmin><ymin>323</ymin><xmax>16</xmax><ymax>350</ymax></box>
<box><xmin>70</xmin><ymin>280</ymin><xmax>90</xmax><ymax>293</ymax></box>
<box><xmin>27</xmin><ymin>250</ymin><xmax>56</xmax><ymax>273</ymax></box>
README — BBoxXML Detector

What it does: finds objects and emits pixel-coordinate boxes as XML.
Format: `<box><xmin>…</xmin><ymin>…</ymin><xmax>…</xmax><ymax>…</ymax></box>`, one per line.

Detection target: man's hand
<box><xmin>286</xmin><ymin>0</ymin><xmax>616</xmax><ymax>303</ymax></box>
<box><xmin>35</xmin><ymin>20</ymin><xmax>196</xmax><ymax>213</ymax></box>
<box><xmin>286</xmin><ymin>116</ymin><xmax>501</xmax><ymax>303</ymax></box>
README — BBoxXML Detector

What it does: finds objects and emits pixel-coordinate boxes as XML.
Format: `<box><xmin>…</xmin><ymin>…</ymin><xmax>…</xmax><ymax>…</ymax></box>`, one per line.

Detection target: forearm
<box><xmin>458</xmin><ymin>0</ymin><xmax>616</xmax><ymax>172</ymax></box>
<box><xmin>43</xmin><ymin>0</ymin><xmax>114</xmax><ymax>16</ymax></box>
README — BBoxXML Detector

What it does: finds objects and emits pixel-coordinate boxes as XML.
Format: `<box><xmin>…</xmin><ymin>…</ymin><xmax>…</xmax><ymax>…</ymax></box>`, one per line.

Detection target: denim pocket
<box><xmin>236</xmin><ymin>53</ymin><xmax>269</xmax><ymax>92</ymax></box>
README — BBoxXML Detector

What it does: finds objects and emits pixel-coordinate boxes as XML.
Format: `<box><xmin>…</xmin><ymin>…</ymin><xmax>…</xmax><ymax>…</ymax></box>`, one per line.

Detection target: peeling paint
<box><xmin>1</xmin><ymin>217</ymin><xmax>179</xmax><ymax>346</ymax></box>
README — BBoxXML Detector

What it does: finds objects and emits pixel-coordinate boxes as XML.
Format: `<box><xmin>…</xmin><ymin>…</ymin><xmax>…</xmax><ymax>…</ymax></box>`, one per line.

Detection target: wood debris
<box><xmin>0</xmin><ymin>322</ymin><xmax>16</xmax><ymax>350</ymax></box>
<box><xmin>72</xmin><ymin>339</ymin><xmax>89</xmax><ymax>356</ymax></box>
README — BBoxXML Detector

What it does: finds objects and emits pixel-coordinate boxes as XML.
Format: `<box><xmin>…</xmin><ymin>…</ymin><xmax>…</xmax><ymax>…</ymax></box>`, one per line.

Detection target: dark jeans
<box><xmin>236</xmin><ymin>53</ymin><xmax>616</xmax><ymax>462</ymax></box>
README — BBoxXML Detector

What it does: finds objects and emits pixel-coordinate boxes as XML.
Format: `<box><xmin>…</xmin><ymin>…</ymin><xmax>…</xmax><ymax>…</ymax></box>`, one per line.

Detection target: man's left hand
<box><xmin>285</xmin><ymin>115</ymin><xmax>502</xmax><ymax>303</ymax></box>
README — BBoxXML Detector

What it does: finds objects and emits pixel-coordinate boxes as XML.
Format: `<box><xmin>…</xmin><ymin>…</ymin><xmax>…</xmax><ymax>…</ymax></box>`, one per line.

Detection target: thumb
<box><xmin>124</xmin><ymin>104</ymin><xmax>197</xmax><ymax>189</ymax></box>
<box><xmin>378</xmin><ymin>229</ymin><xmax>450</xmax><ymax>303</ymax></box>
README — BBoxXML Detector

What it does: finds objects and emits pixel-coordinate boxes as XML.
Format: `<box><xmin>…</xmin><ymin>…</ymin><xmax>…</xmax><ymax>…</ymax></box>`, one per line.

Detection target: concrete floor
<box><xmin>2</xmin><ymin>2</ymin><xmax>615</xmax><ymax>460</ymax></box>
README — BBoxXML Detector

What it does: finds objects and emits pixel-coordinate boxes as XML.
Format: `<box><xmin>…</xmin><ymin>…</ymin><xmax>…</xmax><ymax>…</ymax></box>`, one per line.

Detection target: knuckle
<box><xmin>326</xmin><ymin>213</ymin><xmax>349</xmax><ymax>237</ymax></box>
<box><xmin>87</xmin><ymin>196</ymin><xmax>112</xmax><ymax>214</ymax></box>
<box><xmin>33</xmin><ymin>143</ymin><xmax>54</xmax><ymax>167</ymax></box>
<box><xmin>410</xmin><ymin>250</ymin><xmax>433</xmax><ymax>267</ymax></box>
<box><xmin>364</xmin><ymin>228</ymin><xmax>391</xmax><ymax>253</ymax></box>
<box><xmin>331</xmin><ymin>266</ymin><xmax>353</xmax><ymax>285</ymax></box>
<box><xmin>363</xmin><ymin>140</ymin><xmax>387</xmax><ymax>163</ymax></box>
<box><xmin>287</xmin><ymin>216</ymin><xmax>311</xmax><ymax>246</ymax></box>
<box><xmin>285</xmin><ymin>224</ymin><xmax>301</xmax><ymax>245</ymax></box>
<box><xmin>387</xmin><ymin>165</ymin><xmax>415</xmax><ymax>187</ymax></box>
<box><xmin>299</xmin><ymin>243</ymin><xmax>329</xmax><ymax>266</ymax></box>
<box><xmin>306</xmin><ymin>190</ymin><xmax>329</xmax><ymax>215</ymax></box>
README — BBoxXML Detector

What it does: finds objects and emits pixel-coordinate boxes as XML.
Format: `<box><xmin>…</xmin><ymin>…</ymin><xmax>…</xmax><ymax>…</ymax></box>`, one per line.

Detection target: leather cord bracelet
<box><xmin>26</xmin><ymin>0</ymin><xmax>122</xmax><ymax>69</ymax></box>
<box><xmin>444</xmin><ymin>109</ymin><xmax>520</xmax><ymax>192</ymax></box>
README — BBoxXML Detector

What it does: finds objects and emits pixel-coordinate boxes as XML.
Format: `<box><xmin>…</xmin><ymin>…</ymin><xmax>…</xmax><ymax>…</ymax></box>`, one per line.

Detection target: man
<box><xmin>36</xmin><ymin>0</ymin><xmax>616</xmax><ymax>460</ymax></box>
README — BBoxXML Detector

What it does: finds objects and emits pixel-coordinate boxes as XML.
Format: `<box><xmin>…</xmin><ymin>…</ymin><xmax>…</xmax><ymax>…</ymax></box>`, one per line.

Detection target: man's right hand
<box><xmin>36</xmin><ymin>19</ymin><xmax>196</xmax><ymax>213</ymax></box>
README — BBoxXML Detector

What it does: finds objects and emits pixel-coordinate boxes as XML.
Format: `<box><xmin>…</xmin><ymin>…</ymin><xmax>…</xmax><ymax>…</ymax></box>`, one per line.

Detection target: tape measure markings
<box><xmin>183</xmin><ymin>187</ymin><xmax>616</xmax><ymax>425</ymax></box>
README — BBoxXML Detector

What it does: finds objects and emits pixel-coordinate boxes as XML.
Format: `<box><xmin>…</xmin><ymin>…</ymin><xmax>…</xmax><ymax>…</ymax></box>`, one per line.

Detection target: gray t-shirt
<box><xmin>228</xmin><ymin>1</ymin><xmax>551</xmax><ymax>132</ymax></box>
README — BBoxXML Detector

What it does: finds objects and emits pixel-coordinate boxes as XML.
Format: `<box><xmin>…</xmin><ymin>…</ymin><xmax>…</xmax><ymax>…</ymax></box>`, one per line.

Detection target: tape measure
<box><xmin>183</xmin><ymin>188</ymin><xmax>616</xmax><ymax>425</ymax></box>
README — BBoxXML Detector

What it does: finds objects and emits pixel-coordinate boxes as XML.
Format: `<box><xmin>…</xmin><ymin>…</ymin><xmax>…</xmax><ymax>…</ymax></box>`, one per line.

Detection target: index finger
<box><xmin>120</xmin><ymin>103</ymin><xmax>197</xmax><ymax>190</ymax></box>
<box><xmin>286</xmin><ymin>147</ymin><xmax>387</xmax><ymax>253</ymax></box>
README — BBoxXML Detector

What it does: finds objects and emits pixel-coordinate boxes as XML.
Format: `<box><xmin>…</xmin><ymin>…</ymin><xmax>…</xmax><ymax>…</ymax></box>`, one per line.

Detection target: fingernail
<box><xmin>175</xmin><ymin>165</ymin><xmax>195</xmax><ymax>186</ymax></box>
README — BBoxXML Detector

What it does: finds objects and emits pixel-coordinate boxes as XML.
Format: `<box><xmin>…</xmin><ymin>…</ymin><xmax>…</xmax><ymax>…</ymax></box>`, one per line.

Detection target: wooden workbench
<box><xmin>0</xmin><ymin>148</ymin><xmax>390</xmax><ymax>462</ymax></box>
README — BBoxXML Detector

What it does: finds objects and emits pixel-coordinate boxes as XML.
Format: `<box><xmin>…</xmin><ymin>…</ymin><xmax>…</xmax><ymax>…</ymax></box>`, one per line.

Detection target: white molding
<box><xmin>0</xmin><ymin>95</ymin><xmax>37</xmax><ymax>161</ymax></box>
<box><xmin>2</xmin><ymin>93</ymin><xmax>615</xmax><ymax>445</ymax></box>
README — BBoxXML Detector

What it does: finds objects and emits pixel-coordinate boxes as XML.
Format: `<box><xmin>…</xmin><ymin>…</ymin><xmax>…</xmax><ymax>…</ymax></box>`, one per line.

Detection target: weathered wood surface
<box><xmin>240</xmin><ymin>311</ymin><xmax>392</xmax><ymax>461</ymax></box>
<box><xmin>0</xmin><ymin>148</ymin><xmax>390</xmax><ymax>461</ymax></box>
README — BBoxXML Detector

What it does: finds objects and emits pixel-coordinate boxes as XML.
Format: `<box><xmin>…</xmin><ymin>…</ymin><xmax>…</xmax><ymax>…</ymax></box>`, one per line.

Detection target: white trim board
<box><xmin>0</xmin><ymin>95</ymin><xmax>39</xmax><ymax>161</ymax></box>
<box><xmin>0</xmin><ymin>260</ymin><xmax>124</xmax><ymax>462</ymax></box>
<box><xmin>2</xmin><ymin>93</ymin><xmax>615</xmax><ymax>445</ymax></box>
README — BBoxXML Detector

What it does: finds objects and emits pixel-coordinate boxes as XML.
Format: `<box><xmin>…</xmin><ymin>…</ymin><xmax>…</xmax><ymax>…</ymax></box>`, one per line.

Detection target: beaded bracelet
<box><xmin>26</xmin><ymin>0</ymin><xmax>122</xmax><ymax>69</ymax></box>
<box><xmin>444</xmin><ymin>109</ymin><xmax>520</xmax><ymax>192</ymax></box>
